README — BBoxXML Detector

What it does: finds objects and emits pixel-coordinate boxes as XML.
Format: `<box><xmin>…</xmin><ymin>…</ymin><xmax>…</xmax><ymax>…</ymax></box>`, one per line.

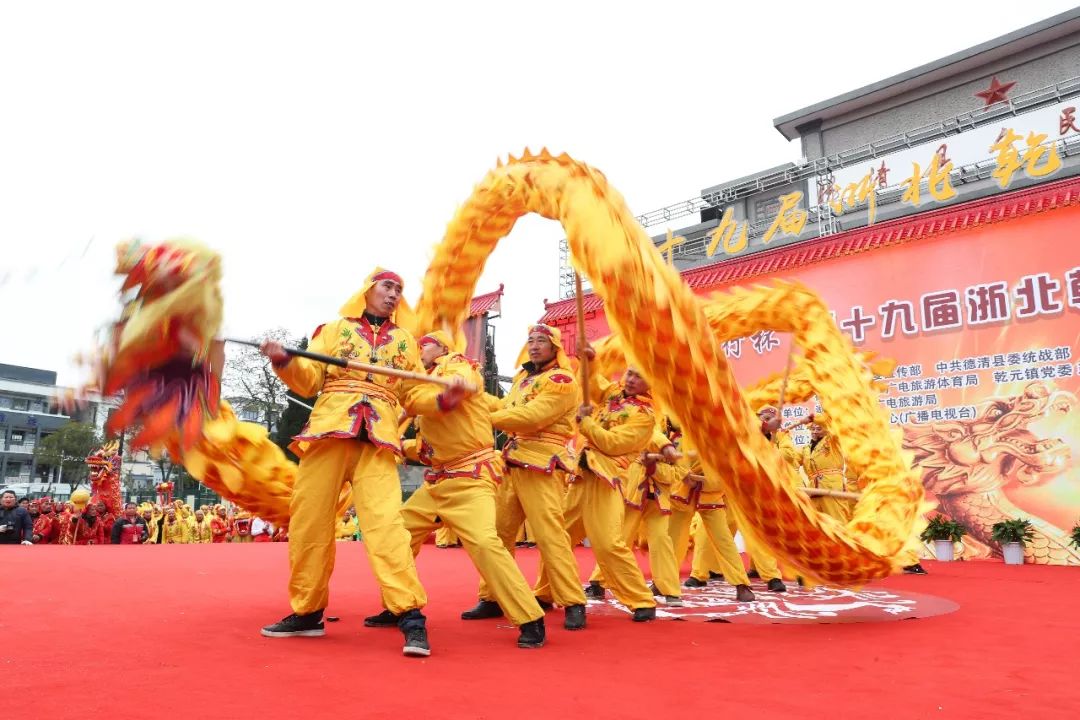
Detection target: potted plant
<box><xmin>920</xmin><ymin>515</ymin><xmax>967</xmax><ymax>562</ymax></box>
<box><xmin>990</xmin><ymin>518</ymin><xmax>1035</xmax><ymax>565</ymax></box>
<box><xmin>1070</xmin><ymin>521</ymin><xmax>1080</xmax><ymax>551</ymax></box>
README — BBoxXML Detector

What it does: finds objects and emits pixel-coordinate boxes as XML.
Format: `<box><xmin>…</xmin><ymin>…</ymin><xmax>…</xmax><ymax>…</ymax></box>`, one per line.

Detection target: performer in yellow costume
<box><xmin>466</xmin><ymin>325</ymin><xmax>588</xmax><ymax>631</ymax></box>
<box><xmin>258</xmin><ymin>269</ymin><xmax>430</xmax><ymax>658</ymax></box>
<box><xmin>190</xmin><ymin>509</ymin><xmax>214</xmax><ymax>543</ymax></box>
<box><xmin>335</xmin><ymin>509</ymin><xmax>359</xmax><ymax>540</ymax></box>
<box><xmin>587</xmin><ymin>415</ymin><xmax>683</xmax><ymax>605</ymax></box>
<box><xmin>666</xmin><ymin>420</ymin><xmax>756</xmax><ymax>603</ymax></box>
<box><xmin>800</xmin><ymin>413</ymin><xmax>859</xmax><ymax>523</ymax></box>
<box><xmin>569</xmin><ymin>360</ymin><xmax>658</xmax><ymax>621</ymax></box>
<box><xmin>688</xmin><ymin>514</ymin><xmax>727</xmax><ymax>583</ymax></box>
<box><xmin>739</xmin><ymin>404</ymin><xmax>801</xmax><ymax>590</ymax></box>
<box><xmin>363</xmin><ymin>330</ymin><xmax>547</xmax><ymax>648</ymax></box>
<box><xmin>160</xmin><ymin>507</ymin><xmax>189</xmax><ymax>544</ymax></box>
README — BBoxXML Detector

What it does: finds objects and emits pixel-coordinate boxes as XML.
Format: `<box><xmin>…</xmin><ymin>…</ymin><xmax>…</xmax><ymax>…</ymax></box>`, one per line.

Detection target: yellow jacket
<box><xmin>766</xmin><ymin>429</ymin><xmax>800</xmax><ymax>467</ymax></box>
<box><xmin>623</xmin><ymin>421</ymin><xmax>677</xmax><ymax>512</ymax></box>
<box><xmin>490</xmin><ymin>359</ymin><xmax>579</xmax><ymax>473</ymax></box>
<box><xmin>336</xmin><ymin>516</ymin><xmax>359</xmax><ymax>540</ymax></box>
<box><xmin>274</xmin><ymin>316</ymin><xmax>420</xmax><ymax>457</ymax></box>
<box><xmin>403</xmin><ymin>353</ymin><xmax>498</xmax><ymax>480</ymax></box>
<box><xmin>190</xmin><ymin>518</ymin><xmax>214</xmax><ymax>543</ymax></box>
<box><xmin>577</xmin><ymin>374</ymin><xmax>655</xmax><ymax>488</ymax></box>
<box><xmin>160</xmin><ymin>517</ymin><xmax>189</xmax><ymax>544</ymax></box>
<box><xmin>800</xmin><ymin>433</ymin><xmax>858</xmax><ymax>491</ymax></box>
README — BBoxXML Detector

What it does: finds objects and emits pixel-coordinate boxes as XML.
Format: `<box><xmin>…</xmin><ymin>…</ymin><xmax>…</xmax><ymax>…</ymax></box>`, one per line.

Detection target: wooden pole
<box><xmin>684</xmin><ymin>473</ymin><xmax>861</xmax><ymax>501</ymax></box>
<box><xmin>225</xmin><ymin>338</ymin><xmax>475</xmax><ymax>392</ymax></box>
<box><xmin>776</xmin><ymin>341</ymin><xmax>796</xmax><ymax>421</ymax></box>
<box><xmin>574</xmin><ymin>273</ymin><xmax>591</xmax><ymax>402</ymax></box>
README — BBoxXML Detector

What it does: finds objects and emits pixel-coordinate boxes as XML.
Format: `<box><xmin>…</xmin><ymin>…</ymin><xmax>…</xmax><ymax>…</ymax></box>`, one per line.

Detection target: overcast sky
<box><xmin>2</xmin><ymin>1</ymin><xmax>1076</xmax><ymax>387</ymax></box>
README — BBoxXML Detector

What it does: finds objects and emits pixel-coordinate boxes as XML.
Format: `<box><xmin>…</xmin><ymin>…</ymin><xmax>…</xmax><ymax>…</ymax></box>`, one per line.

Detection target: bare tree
<box><xmin>223</xmin><ymin>327</ymin><xmax>297</xmax><ymax>431</ymax></box>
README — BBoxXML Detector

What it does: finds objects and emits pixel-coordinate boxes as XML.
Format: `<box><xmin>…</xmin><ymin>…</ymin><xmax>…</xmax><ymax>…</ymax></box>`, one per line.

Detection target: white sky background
<box><xmin>1</xmin><ymin>0</ymin><xmax>1077</xmax><ymax>386</ymax></box>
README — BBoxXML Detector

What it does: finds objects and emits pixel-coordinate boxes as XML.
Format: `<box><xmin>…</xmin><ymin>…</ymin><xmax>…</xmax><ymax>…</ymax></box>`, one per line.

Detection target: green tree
<box><xmin>34</xmin><ymin>421</ymin><xmax>100</xmax><ymax>489</ymax></box>
<box><xmin>273</xmin><ymin>337</ymin><xmax>312</xmax><ymax>462</ymax></box>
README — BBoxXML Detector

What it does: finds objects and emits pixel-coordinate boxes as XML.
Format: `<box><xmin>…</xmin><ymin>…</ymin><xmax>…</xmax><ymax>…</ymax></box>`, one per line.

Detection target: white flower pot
<box><xmin>1002</xmin><ymin>542</ymin><xmax>1025</xmax><ymax>565</ymax></box>
<box><xmin>934</xmin><ymin>539</ymin><xmax>955</xmax><ymax>562</ymax></box>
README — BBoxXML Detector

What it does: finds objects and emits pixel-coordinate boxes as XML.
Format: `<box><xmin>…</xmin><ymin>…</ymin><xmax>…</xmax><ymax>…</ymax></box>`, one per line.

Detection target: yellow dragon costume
<box><xmin>73</xmin><ymin>150</ymin><xmax>926</xmax><ymax>586</ymax></box>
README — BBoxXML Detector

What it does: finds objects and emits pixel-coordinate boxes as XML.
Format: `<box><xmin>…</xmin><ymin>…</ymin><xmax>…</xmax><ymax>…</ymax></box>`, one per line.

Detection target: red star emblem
<box><xmin>974</xmin><ymin>76</ymin><xmax>1016</xmax><ymax>107</ymax></box>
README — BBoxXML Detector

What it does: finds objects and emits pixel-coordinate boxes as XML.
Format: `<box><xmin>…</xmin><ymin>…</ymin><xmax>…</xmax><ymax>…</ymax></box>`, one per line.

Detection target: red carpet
<box><xmin>4</xmin><ymin>543</ymin><xmax>1078</xmax><ymax>719</ymax></box>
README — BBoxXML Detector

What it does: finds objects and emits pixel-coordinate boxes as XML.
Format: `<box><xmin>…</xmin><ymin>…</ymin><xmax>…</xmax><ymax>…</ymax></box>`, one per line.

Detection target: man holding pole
<box><xmin>258</xmin><ymin>269</ymin><xmax>431</xmax><ymax>657</ymax></box>
<box><xmin>463</xmin><ymin>324</ymin><xmax>589</xmax><ymax>630</ymax></box>
<box><xmin>363</xmin><ymin>330</ymin><xmax>547</xmax><ymax>648</ymax></box>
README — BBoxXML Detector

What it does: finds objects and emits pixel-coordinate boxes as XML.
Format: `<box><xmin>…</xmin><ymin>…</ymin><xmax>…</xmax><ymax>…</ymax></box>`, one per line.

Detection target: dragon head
<box><xmin>904</xmin><ymin>381</ymin><xmax>1074</xmax><ymax>495</ymax></box>
<box><xmin>71</xmin><ymin>239</ymin><xmax>225</xmax><ymax>453</ymax></box>
<box><xmin>85</xmin><ymin>440</ymin><xmax>121</xmax><ymax>484</ymax></box>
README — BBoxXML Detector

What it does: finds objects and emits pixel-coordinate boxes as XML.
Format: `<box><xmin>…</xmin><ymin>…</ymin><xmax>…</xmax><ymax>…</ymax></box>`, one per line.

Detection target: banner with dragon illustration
<box><xmin>717</xmin><ymin>204</ymin><xmax>1080</xmax><ymax>565</ymax></box>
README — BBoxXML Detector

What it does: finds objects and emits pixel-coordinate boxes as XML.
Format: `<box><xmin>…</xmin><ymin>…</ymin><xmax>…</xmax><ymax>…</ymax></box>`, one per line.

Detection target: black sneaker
<box><xmin>261</xmin><ymin>610</ymin><xmax>325</xmax><ymax>638</ymax></box>
<box><xmin>767</xmin><ymin>578</ymin><xmax>787</xmax><ymax>593</ymax></box>
<box><xmin>903</xmin><ymin>563</ymin><xmax>928</xmax><ymax>575</ymax></box>
<box><xmin>363</xmin><ymin>609</ymin><xmax>399</xmax><ymax>628</ymax></box>
<box><xmin>632</xmin><ymin>607</ymin><xmax>657</xmax><ymax>622</ymax></box>
<box><xmin>709</xmin><ymin>572</ymin><xmax>725</xmax><ymax>581</ymax></box>
<box><xmin>585</xmin><ymin>581</ymin><xmax>605</xmax><ymax>600</ymax></box>
<box><xmin>663</xmin><ymin>595</ymin><xmax>683</xmax><ymax>607</ymax></box>
<box><xmin>461</xmin><ymin>600</ymin><xmax>503</xmax><ymax>620</ymax></box>
<box><xmin>535</xmin><ymin>597</ymin><xmax>554</xmax><ymax>611</ymax></box>
<box><xmin>517</xmin><ymin>618</ymin><xmax>546</xmax><ymax>648</ymax></box>
<box><xmin>649</xmin><ymin>583</ymin><xmax>661</xmax><ymax>597</ymax></box>
<box><xmin>403</xmin><ymin>627</ymin><xmax>431</xmax><ymax>657</ymax></box>
<box><xmin>747</xmin><ymin>569</ymin><xmax>761</xmax><ymax>579</ymax></box>
<box><xmin>683</xmin><ymin>576</ymin><xmax>707</xmax><ymax>588</ymax></box>
<box><xmin>398</xmin><ymin>610</ymin><xmax>430</xmax><ymax>657</ymax></box>
<box><xmin>735</xmin><ymin>584</ymin><xmax>756</xmax><ymax>602</ymax></box>
<box><xmin>564</xmin><ymin>604</ymin><xmax>586</xmax><ymax>630</ymax></box>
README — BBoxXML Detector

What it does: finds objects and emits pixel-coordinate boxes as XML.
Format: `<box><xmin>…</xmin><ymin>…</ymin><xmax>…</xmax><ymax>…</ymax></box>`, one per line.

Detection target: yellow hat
<box><xmin>514</xmin><ymin>324</ymin><xmax>572</xmax><ymax>377</ymax></box>
<box><xmin>339</xmin><ymin>268</ymin><xmax>416</xmax><ymax>329</ymax></box>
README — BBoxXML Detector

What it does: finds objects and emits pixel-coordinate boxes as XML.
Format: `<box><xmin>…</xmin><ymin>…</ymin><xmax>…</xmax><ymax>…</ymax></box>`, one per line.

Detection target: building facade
<box><xmin>0</xmin><ymin>364</ymin><xmax>70</xmax><ymax>486</ymax></box>
<box><xmin>555</xmin><ymin>8</ymin><xmax>1080</xmax><ymax>300</ymax></box>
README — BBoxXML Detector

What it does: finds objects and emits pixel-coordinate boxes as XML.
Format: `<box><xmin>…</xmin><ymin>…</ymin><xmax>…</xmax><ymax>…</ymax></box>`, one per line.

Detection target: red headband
<box><xmin>419</xmin><ymin>335</ymin><xmax>444</xmax><ymax>348</ymax></box>
<box><xmin>371</xmin><ymin>271</ymin><xmax>403</xmax><ymax>287</ymax></box>
<box><xmin>528</xmin><ymin>325</ymin><xmax>554</xmax><ymax>338</ymax></box>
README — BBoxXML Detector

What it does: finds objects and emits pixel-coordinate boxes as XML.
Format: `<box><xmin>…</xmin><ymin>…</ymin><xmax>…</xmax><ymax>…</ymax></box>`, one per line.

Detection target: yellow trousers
<box><xmin>515</xmin><ymin>519</ymin><xmax>535</xmax><ymax>544</ymax></box>
<box><xmin>670</xmin><ymin>505</ymin><xmax>750</xmax><ymax>586</ymax></box>
<box><xmin>401</xmin><ymin>471</ymin><xmax>543</xmax><ymax>626</ymax></box>
<box><xmin>589</xmin><ymin>502</ymin><xmax>681</xmax><ymax>597</ymax></box>
<box><xmin>690</xmin><ymin>516</ymin><xmax>724</xmax><ymax>579</ymax></box>
<box><xmin>288</xmin><ymin>438</ymin><xmax>427</xmax><ymax>616</ymax></box>
<box><xmin>435</xmin><ymin>525</ymin><xmax>459</xmax><ymax>546</ymax></box>
<box><xmin>726</xmin><ymin>512</ymin><xmax>784</xmax><ymax>582</ymax></box>
<box><xmin>479</xmin><ymin>466</ymin><xmax>586</xmax><ymax>608</ymax></box>
<box><xmin>541</xmin><ymin>471</ymin><xmax>655</xmax><ymax>610</ymax></box>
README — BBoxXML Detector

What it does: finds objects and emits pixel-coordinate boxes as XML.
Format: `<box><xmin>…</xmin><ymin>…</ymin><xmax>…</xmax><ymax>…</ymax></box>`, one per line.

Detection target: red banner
<box><xmin>549</xmin><ymin>191</ymin><xmax>1080</xmax><ymax>564</ymax></box>
<box><xmin>732</xmin><ymin>204</ymin><xmax>1080</xmax><ymax>564</ymax></box>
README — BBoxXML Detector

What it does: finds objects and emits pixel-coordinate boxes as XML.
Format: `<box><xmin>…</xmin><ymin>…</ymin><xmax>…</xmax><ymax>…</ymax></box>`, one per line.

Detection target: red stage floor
<box><xmin>4</xmin><ymin>543</ymin><xmax>1078</xmax><ymax>719</ymax></box>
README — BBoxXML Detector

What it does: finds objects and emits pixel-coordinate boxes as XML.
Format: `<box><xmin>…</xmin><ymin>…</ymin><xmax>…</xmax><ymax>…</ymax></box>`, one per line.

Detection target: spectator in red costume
<box><xmin>69</xmin><ymin>504</ymin><xmax>106</xmax><ymax>545</ymax></box>
<box><xmin>210</xmin><ymin>507</ymin><xmax>231</xmax><ymax>543</ymax></box>
<box><xmin>30</xmin><ymin>501</ymin><xmax>53</xmax><ymax>544</ymax></box>
<box><xmin>96</xmin><ymin>501</ymin><xmax>116</xmax><ymax>539</ymax></box>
